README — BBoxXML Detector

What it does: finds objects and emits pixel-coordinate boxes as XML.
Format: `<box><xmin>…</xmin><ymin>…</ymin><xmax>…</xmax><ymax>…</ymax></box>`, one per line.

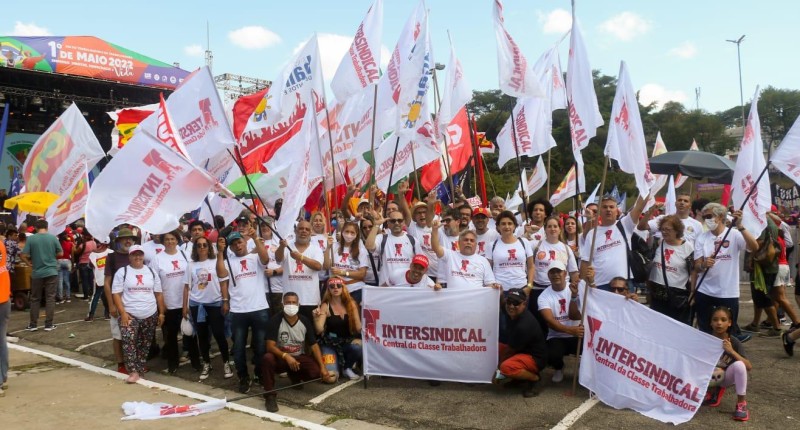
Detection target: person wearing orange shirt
<box><xmin>0</xmin><ymin>240</ymin><xmax>11</xmax><ymax>396</ymax></box>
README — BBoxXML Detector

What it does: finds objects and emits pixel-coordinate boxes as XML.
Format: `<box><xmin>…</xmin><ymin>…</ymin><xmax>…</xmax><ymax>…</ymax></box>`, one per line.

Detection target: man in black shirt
<box><xmin>495</xmin><ymin>288</ymin><xmax>547</xmax><ymax>397</ymax></box>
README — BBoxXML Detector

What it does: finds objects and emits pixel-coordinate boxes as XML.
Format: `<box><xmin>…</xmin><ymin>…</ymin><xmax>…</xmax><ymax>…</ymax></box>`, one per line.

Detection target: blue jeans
<box><xmin>78</xmin><ymin>263</ymin><xmax>93</xmax><ymax>298</ymax></box>
<box><xmin>88</xmin><ymin>283</ymin><xmax>108</xmax><ymax>318</ymax></box>
<box><xmin>231</xmin><ymin>309</ymin><xmax>269</xmax><ymax>379</ymax></box>
<box><xmin>57</xmin><ymin>259</ymin><xmax>72</xmax><ymax>299</ymax></box>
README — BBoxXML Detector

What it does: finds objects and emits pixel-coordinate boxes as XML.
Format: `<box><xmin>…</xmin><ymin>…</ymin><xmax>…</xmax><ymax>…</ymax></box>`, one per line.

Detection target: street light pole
<box><xmin>726</xmin><ymin>35</ymin><xmax>746</xmax><ymax>127</ymax></box>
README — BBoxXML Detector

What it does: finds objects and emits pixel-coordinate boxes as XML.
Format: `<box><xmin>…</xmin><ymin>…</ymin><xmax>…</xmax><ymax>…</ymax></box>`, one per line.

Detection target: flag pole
<box><xmin>383</xmin><ymin>136</ymin><xmax>402</xmax><ymax>215</ymax></box>
<box><xmin>309</xmin><ymin>92</ymin><xmax>332</xmax><ymax>233</ymax></box>
<box><xmin>432</xmin><ymin>65</ymin><xmax>456</xmax><ymax>198</ymax></box>
<box><xmin>574</xmin><ymin>162</ymin><xmax>584</xmax><ymax>233</ymax></box>
<box><xmin>321</xmin><ymin>87</ymin><xmax>340</xmax><ymax>210</ymax></box>
<box><xmin>509</xmin><ymin>104</ymin><xmax>528</xmax><ymax>207</ymax></box>
<box><xmin>369</xmin><ymin>85</ymin><xmax>379</xmax><ymax>185</ymax></box>
<box><xmin>571</xmin><ymin>155</ymin><xmax>608</xmax><ymax>395</ymax></box>
<box><xmin>409</xmin><ymin>145</ymin><xmax>423</xmax><ymax>202</ymax></box>
<box><xmin>546</xmin><ymin>149</ymin><xmax>552</xmax><ymax>196</ymax></box>
<box><xmin>467</xmin><ymin>111</ymin><xmax>488</xmax><ymax>205</ymax></box>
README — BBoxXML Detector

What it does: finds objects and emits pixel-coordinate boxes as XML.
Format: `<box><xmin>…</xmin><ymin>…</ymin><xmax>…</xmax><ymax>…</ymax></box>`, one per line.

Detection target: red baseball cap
<box><xmin>472</xmin><ymin>207</ymin><xmax>491</xmax><ymax>218</ymax></box>
<box><xmin>771</xmin><ymin>204</ymin><xmax>778</xmax><ymax>213</ymax></box>
<box><xmin>411</xmin><ymin>254</ymin><xmax>429</xmax><ymax>269</ymax></box>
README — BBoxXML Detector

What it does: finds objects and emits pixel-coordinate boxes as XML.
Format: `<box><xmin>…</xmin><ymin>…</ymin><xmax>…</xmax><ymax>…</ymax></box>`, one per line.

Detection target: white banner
<box><xmin>580</xmin><ymin>288</ymin><xmax>723</xmax><ymax>425</ymax></box>
<box><xmin>362</xmin><ymin>287</ymin><xmax>499</xmax><ymax>383</ymax></box>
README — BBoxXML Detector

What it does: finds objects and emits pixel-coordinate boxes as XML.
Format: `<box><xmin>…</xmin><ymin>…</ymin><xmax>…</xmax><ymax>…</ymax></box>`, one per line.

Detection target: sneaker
<box><xmin>733</xmin><ymin>401</ymin><xmax>749</xmax><ymax>421</ymax></box>
<box><xmin>162</xmin><ymin>368</ymin><xmax>178</xmax><ymax>375</ymax></box>
<box><xmin>223</xmin><ymin>362</ymin><xmax>234</xmax><ymax>379</ymax></box>
<box><xmin>759</xmin><ymin>328</ymin><xmax>782</xmax><ymax>338</ymax></box>
<box><xmin>104</xmin><ymin>314</ymin><xmax>111</xmax><ymax>321</ymax></box>
<box><xmin>743</xmin><ymin>323</ymin><xmax>760</xmax><ymax>333</ymax></box>
<box><xmin>84</xmin><ymin>316</ymin><xmax>94</xmax><ymax>322</ymax></box>
<box><xmin>781</xmin><ymin>317</ymin><xmax>789</xmax><ymax>326</ymax></box>
<box><xmin>43</xmin><ymin>324</ymin><xmax>56</xmax><ymax>332</ymax></box>
<box><xmin>344</xmin><ymin>368</ymin><xmax>359</xmax><ymax>380</ymax></box>
<box><xmin>199</xmin><ymin>363</ymin><xmax>211</xmax><ymax>380</ymax></box>
<box><xmin>758</xmin><ymin>320</ymin><xmax>771</xmax><ymax>329</ymax></box>
<box><xmin>1</xmin><ymin>381</ymin><xmax>7</xmax><ymax>390</ymax></box>
<box><xmin>264</xmin><ymin>395</ymin><xmax>279</xmax><ymax>413</ymax></box>
<box><xmin>703</xmin><ymin>386</ymin><xmax>726</xmax><ymax>407</ymax></box>
<box><xmin>734</xmin><ymin>333</ymin><xmax>752</xmax><ymax>343</ymax></box>
<box><xmin>782</xmin><ymin>331</ymin><xmax>795</xmax><ymax>357</ymax></box>
<box><xmin>65</xmin><ymin>299</ymin><xmax>71</xmax><ymax>303</ymax></box>
<box><xmin>26</xmin><ymin>323</ymin><xmax>38</xmax><ymax>332</ymax></box>
<box><xmin>552</xmin><ymin>369</ymin><xmax>564</xmax><ymax>383</ymax></box>
<box><xmin>179</xmin><ymin>356</ymin><xmax>190</xmax><ymax>364</ymax></box>
<box><xmin>117</xmin><ymin>364</ymin><xmax>129</xmax><ymax>375</ymax></box>
<box><xmin>522</xmin><ymin>380</ymin><xmax>540</xmax><ymax>398</ymax></box>
<box><xmin>238</xmin><ymin>377</ymin><xmax>252</xmax><ymax>394</ymax></box>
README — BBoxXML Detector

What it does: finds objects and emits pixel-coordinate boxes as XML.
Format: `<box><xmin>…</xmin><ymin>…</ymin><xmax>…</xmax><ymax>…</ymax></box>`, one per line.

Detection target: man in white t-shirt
<box><xmin>637</xmin><ymin>192</ymin><xmax>703</xmax><ymax>244</ymax></box>
<box><xmin>580</xmin><ymin>194</ymin><xmax>647</xmax><ymax>291</ymax></box>
<box><xmin>431</xmin><ymin>220</ymin><xmax>500</xmax><ymax>290</ymax></box>
<box><xmin>693</xmin><ymin>204</ymin><xmax>757</xmax><ymax>337</ymax></box>
<box><xmin>276</xmin><ymin>220</ymin><xmax>328</xmax><ymax>321</ymax></box>
<box><xmin>488</xmin><ymin>196</ymin><xmax>506</xmax><ymax>231</ymax></box>
<box><xmin>516</xmin><ymin>198</ymin><xmax>551</xmax><ymax>242</ymax></box>
<box><xmin>365</xmin><ymin>210</ymin><xmax>418</xmax><ymax>287</ymax></box>
<box><xmin>473</xmin><ymin>208</ymin><xmax>499</xmax><ymax>259</ymax></box>
<box><xmin>217</xmin><ymin>228</ymin><xmax>270</xmax><ymax>394</ymax></box>
<box><xmin>141</xmin><ymin>235</ymin><xmax>165</xmax><ymax>265</ymax></box>
<box><xmin>180</xmin><ymin>220</ymin><xmax>206</xmax><ymax>255</ymax></box>
<box><xmin>393</xmin><ymin>254</ymin><xmax>439</xmax><ymax>289</ymax></box>
<box><xmin>537</xmin><ymin>261</ymin><xmax>583</xmax><ymax>383</ymax></box>
<box><xmin>406</xmin><ymin>192</ymin><xmax>441</xmax><ymax>282</ymax></box>
<box><xmin>86</xmin><ymin>241</ymin><xmax>112</xmax><ymax>321</ymax></box>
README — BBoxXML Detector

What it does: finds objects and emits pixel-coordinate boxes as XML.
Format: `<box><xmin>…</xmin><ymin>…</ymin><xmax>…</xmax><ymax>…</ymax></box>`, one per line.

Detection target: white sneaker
<box><xmin>552</xmin><ymin>370</ymin><xmax>564</xmax><ymax>383</ymax></box>
<box><xmin>278</xmin><ymin>372</ymin><xmax>288</xmax><ymax>378</ymax></box>
<box><xmin>199</xmin><ymin>363</ymin><xmax>211</xmax><ymax>380</ymax></box>
<box><xmin>223</xmin><ymin>362</ymin><xmax>233</xmax><ymax>379</ymax></box>
<box><xmin>344</xmin><ymin>368</ymin><xmax>359</xmax><ymax>380</ymax></box>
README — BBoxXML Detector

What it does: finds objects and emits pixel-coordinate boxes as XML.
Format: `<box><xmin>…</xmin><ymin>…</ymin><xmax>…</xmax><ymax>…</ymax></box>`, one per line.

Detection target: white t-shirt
<box><xmin>441</xmin><ymin>249</ymin><xmax>496</xmax><ymax>290</ymax></box>
<box><xmin>489</xmin><ymin>237</ymin><xmax>533</xmax><ymax>290</ymax></box>
<box><xmin>281</xmin><ymin>242</ymin><xmax>324</xmax><ymax>306</ymax></box>
<box><xmin>580</xmin><ymin>215</ymin><xmax>636</xmax><ymax>286</ymax></box>
<box><xmin>475</xmin><ymin>229</ymin><xmax>500</xmax><ymax>260</ymax></box>
<box><xmin>537</xmin><ymin>285</ymin><xmax>579</xmax><ymax>340</ymax></box>
<box><xmin>183</xmin><ymin>258</ymin><xmax>225</xmax><ymax>304</ymax></box>
<box><xmin>533</xmin><ymin>240</ymin><xmax>578</xmax><ymax>286</ymax></box>
<box><xmin>649</xmin><ymin>240</ymin><xmax>694</xmax><ymax>289</ymax></box>
<box><xmin>142</xmin><ymin>240</ymin><xmax>165</xmax><ymax>265</ymax></box>
<box><xmin>311</xmin><ymin>233</ymin><xmax>330</xmax><ymax>281</ymax></box>
<box><xmin>332</xmin><ymin>241</ymin><xmax>370</xmax><ymax>292</ymax></box>
<box><xmin>265</xmin><ymin>238</ymin><xmax>283</xmax><ymax>293</ymax></box>
<box><xmin>88</xmin><ymin>249</ymin><xmax>112</xmax><ymax>286</ymax></box>
<box><xmin>408</xmin><ymin>222</ymin><xmax>440</xmax><ymax>277</ymax></box>
<box><xmin>376</xmin><ymin>233</ymin><xmax>417</xmax><ymax>286</ymax></box>
<box><xmin>225</xmin><ymin>252</ymin><xmax>269</xmax><ymax>313</ymax></box>
<box><xmin>645</xmin><ymin>215</ymin><xmax>704</xmax><ymax>244</ymax></box>
<box><xmin>515</xmin><ymin>224</ymin><xmax>545</xmax><ymax>242</ymax></box>
<box><xmin>694</xmin><ymin>229</ymin><xmax>746</xmax><ymax>298</ymax></box>
<box><xmin>227</xmin><ymin>237</ymin><xmax>256</xmax><ymax>259</ymax></box>
<box><xmin>112</xmin><ymin>265</ymin><xmax>162</xmax><ymax>319</ymax></box>
<box><xmin>150</xmin><ymin>250</ymin><xmax>189</xmax><ymax>310</ymax></box>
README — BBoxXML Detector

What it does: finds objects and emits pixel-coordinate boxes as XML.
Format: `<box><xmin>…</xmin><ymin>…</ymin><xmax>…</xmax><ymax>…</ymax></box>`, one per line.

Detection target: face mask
<box><xmin>283</xmin><ymin>304</ymin><xmax>299</xmax><ymax>317</ymax></box>
<box><xmin>343</xmin><ymin>233</ymin><xmax>356</xmax><ymax>243</ymax></box>
<box><xmin>705</xmin><ymin>219</ymin><xmax>718</xmax><ymax>230</ymax></box>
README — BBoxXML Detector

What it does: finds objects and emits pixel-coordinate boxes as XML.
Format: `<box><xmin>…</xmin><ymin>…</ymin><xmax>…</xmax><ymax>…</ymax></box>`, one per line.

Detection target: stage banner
<box><xmin>579</xmin><ymin>288</ymin><xmax>723</xmax><ymax>425</ymax></box>
<box><xmin>362</xmin><ymin>287</ymin><xmax>499</xmax><ymax>383</ymax></box>
<box><xmin>0</xmin><ymin>36</ymin><xmax>189</xmax><ymax>89</ymax></box>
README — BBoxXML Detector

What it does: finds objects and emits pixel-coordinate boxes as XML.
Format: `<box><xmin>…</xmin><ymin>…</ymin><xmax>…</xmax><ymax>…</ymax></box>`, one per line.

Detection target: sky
<box><xmin>2</xmin><ymin>0</ymin><xmax>798</xmax><ymax>114</ymax></box>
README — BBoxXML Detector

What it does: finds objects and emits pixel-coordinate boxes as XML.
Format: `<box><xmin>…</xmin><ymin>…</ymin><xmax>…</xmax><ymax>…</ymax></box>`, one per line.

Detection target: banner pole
<box><xmin>509</xmin><ymin>104</ymin><xmax>528</xmax><ymax>207</ymax></box>
<box><xmin>383</xmin><ymin>136</ymin><xmax>402</xmax><ymax>215</ymax></box>
<box><xmin>409</xmin><ymin>145</ymin><xmax>423</xmax><ymax>202</ymax></box>
<box><xmin>546</xmin><ymin>149</ymin><xmax>552</xmax><ymax>197</ymax></box>
<box><xmin>369</xmin><ymin>85</ymin><xmax>379</xmax><ymax>185</ymax></box>
<box><xmin>432</xmin><ymin>67</ymin><xmax>456</xmax><ymax>198</ymax></box>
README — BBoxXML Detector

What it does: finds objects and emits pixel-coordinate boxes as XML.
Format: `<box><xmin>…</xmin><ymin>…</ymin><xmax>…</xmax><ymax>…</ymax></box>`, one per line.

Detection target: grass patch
<box><xmin>322</xmin><ymin>415</ymin><xmax>350</xmax><ymax>426</ymax></box>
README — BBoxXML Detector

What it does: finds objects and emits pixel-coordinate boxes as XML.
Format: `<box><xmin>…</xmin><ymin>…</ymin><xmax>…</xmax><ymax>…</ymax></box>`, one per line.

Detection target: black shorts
<box><xmin>750</xmin><ymin>272</ymin><xmax>777</xmax><ymax>308</ymax></box>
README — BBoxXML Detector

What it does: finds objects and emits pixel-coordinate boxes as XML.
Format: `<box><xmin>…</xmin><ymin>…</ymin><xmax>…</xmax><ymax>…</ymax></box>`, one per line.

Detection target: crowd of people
<box><xmin>2</xmin><ymin>181</ymin><xmax>798</xmax><ymax>422</ymax></box>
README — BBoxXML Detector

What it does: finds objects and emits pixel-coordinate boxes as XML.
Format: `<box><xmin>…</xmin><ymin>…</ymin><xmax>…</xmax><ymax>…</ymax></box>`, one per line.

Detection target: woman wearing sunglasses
<box><xmin>313</xmin><ymin>277</ymin><xmax>362</xmax><ymax>380</ymax></box>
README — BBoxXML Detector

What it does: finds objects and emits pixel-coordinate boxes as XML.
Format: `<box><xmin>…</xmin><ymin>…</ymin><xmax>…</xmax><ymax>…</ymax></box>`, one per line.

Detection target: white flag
<box><xmin>374</xmin><ymin>108</ymin><xmax>439</xmax><ymax>190</ymax></box>
<box><xmin>496</xmin><ymin>97</ymin><xmax>556</xmax><ymax>168</ymax></box>
<box><xmin>330</xmin><ymin>0</ymin><xmax>383</xmax><ymax>102</ymax></box>
<box><xmin>585</xmin><ymin>182</ymin><xmax>601</xmax><ymax>206</ymax></box>
<box><xmin>664</xmin><ymin>175</ymin><xmax>677</xmax><ymax>215</ymax></box>
<box><xmin>643</xmin><ymin>131</ymin><xmax>670</xmax><ymax>212</ymax></box>
<box><xmin>375</xmin><ymin>2</ymin><xmax>426</xmax><ymax>117</ymax></box>
<box><xmin>772</xmin><ymin>114</ymin><xmax>800</xmax><ymax>185</ymax></box>
<box><xmin>493</xmin><ymin>0</ymin><xmax>545</xmax><ymax>98</ymax></box>
<box><xmin>731</xmin><ymin>86</ymin><xmax>770</xmax><ymax>237</ymax></box>
<box><xmin>242</xmin><ymin>36</ymin><xmax>324</xmax><ymax>134</ymax></box>
<box><xmin>526</xmin><ymin>157</ymin><xmax>548</xmax><ymax>195</ymax></box>
<box><xmin>549</xmin><ymin>165</ymin><xmax>578</xmax><ymax>207</ymax></box>
<box><xmin>605</xmin><ymin>61</ymin><xmax>655</xmax><ymax>198</ymax></box>
<box><xmin>22</xmin><ymin>103</ymin><xmax>104</xmax><ymax>194</ymax></box>
<box><xmin>533</xmin><ymin>43</ymin><xmax>568</xmax><ymax>112</ymax></box>
<box><xmin>395</xmin><ymin>6</ymin><xmax>432</xmax><ymax>137</ymax></box>
<box><xmin>45</xmin><ymin>172</ymin><xmax>89</xmax><ymax>236</ymax></box>
<box><xmin>437</xmin><ymin>37</ymin><xmax>472</xmax><ymax>136</ymax></box>
<box><xmin>85</xmin><ymin>131</ymin><xmax>220</xmax><ymax>241</ymax></box>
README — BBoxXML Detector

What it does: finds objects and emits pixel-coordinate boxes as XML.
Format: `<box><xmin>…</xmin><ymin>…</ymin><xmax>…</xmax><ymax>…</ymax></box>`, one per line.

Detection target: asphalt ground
<box><xmin>5</xmin><ymin>283</ymin><xmax>800</xmax><ymax>429</ymax></box>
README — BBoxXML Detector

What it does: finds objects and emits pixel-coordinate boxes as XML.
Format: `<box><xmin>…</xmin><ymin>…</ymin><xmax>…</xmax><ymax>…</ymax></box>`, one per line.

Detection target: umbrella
<box><xmin>225</xmin><ymin>173</ymin><xmax>264</xmax><ymax>198</ymax></box>
<box><xmin>3</xmin><ymin>191</ymin><xmax>60</xmax><ymax>215</ymax></box>
<box><xmin>648</xmin><ymin>150</ymin><xmax>736</xmax><ymax>184</ymax></box>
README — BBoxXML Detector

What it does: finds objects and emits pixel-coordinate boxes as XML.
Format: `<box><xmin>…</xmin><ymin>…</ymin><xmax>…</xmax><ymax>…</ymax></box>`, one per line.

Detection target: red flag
<box><xmin>420</xmin><ymin>107</ymin><xmax>473</xmax><ymax>190</ymax></box>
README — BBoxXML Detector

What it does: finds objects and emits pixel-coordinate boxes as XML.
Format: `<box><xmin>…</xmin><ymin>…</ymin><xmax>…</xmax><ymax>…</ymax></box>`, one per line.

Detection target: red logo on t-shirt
<box><xmin>423</xmin><ymin>235</ymin><xmax>430</xmax><ymax>247</ymax></box>
<box><xmin>478</xmin><ymin>242</ymin><xmax>485</xmax><ymax>254</ymax></box>
<box><xmin>460</xmin><ymin>260</ymin><xmax>469</xmax><ymax>271</ymax></box>
<box><xmin>508</xmin><ymin>249</ymin><xmax>518</xmax><ymax>260</ymax></box>
<box><xmin>534</xmin><ymin>234</ymin><xmax>541</xmax><ymax>241</ymax></box>
<box><xmin>340</xmin><ymin>252</ymin><xmax>350</xmax><ymax>263</ymax></box>
<box><xmin>318</xmin><ymin>240</ymin><xmax>324</xmax><ymax>249</ymax></box>
<box><xmin>664</xmin><ymin>249</ymin><xmax>674</xmax><ymax>264</ymax></box>
<box><xmin>605</xmin><ymin>230</ymin><xmax>614</xmax><ymax>242</ymax></box>
<box><xmin>171</xmin><ymin>260</ymin><xmax>180</xmax><ymax>271</ymax></box>
<box><xmin>451</xmin><ymin>242</ymin><xmax>459</xmax><ymax>251</ymax></box>
<box><xmin>395</xmin><ymin>243</ymin><xmax>403</xmax><ymax>256</ymax></box>
<box><xmin>549</xmin><ymin>250</ymin><xmax>556</xmax><ymax>261</ymax></box>
<box><xmin>135</xmin><ymin>274</ymin><xmax>144</xmax><ymax>286</ymax></box>
<box><xmin>240</xmin><ymin>260</ymin><xmax>249</xmax><ymax>271</ymax></box>
<box><xmin>559</xmin><ymin>298</ymin><xmax>566</xmax><ymax>314</ymax></box>
<box><xmin>156</xmin><ymin>248</ymin><xmax>163</xmax><ymax>254</ymax></box>
<box><xmin>294</xmin><ymin>259</ymin><xmax>304</xmax><ymax>273</ymax></box>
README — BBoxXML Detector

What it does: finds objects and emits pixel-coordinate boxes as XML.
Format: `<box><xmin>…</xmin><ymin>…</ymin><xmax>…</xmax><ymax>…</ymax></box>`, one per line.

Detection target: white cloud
<box><xmin>638</xmin><ymin>84</ymin><xmax>687</xmax><ymax>110</ymax></box>
<box><xmin>537</xmin><ymin>9</ymin><xmax>572</xmax><ymax>34</ymax></box>
<box><xmin>11</xmin><ymin>21</ymin><xmax>51</xmax><ymax>36</ymax></box>
<box><xmin>184</xmin><ymin>44</ymin><xmax>204</xmax><ymax>57</ymax></box>
<box><xmin>598</xmin><ymin>12</ymin><xmax>651</xmax><ymax>41</ymax></box>
<box><xmin>228</xmin><ymin>25</ymin><xmax>281</xmax><ymax>50</ymax></box>
<box><xmin>668</xmin><ymin>41</ymin><xmax>697</xmax><ymax>59</ymax></box>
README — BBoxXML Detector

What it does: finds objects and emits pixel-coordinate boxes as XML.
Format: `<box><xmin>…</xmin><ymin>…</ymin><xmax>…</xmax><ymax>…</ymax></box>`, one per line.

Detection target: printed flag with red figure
<box><xmin>772</xmin><ymin>114</ymin><xmax>800</xmax><ymax>185</ymax></box>
<box><xmin>420</xmin><ymin>107</ymin><xmax>472</xmax><ymax>191</ymax></box>
<box><xmin>330</xmin><ymin>0</ymin><xmax>383</xmax><ymax>102</ymax></box>
<box><xmin>731</xmin><ymin>86</ymin><xmax>770</xmax><ymax>237</ymax></box>
<box><xmin>493</xmin><ymin>0</ymin><xmax>545</xmax><ymax>98</ymax></box>
<box><xmin>549</xmin><ymin>165</ymin><xmax>577</xmax><ymax>207</ymax></box>
<box><xmin>107</xmin><ymin>104</ymin><xmax>158</xmax><ymax>155</ymax></box>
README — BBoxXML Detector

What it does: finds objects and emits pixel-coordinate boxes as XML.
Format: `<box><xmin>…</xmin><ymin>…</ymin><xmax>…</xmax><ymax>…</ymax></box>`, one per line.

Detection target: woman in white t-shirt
<box><xmin>328</xmin><ymin>221</ymin><xmax>368</xmax><ymax>304</ymax></box>
<box><xmin>311</xmin><ymin>211</ymin><xmax>331</xmax><ymax>285</ymax></box>
<box><xmin>532</xmin><ymin>217</ymin><xmax>579</xmax><ymax>290</ymax></box>
<box><xmin>561</xmin><ymin>216</ymin><xmax>581</xmax><ymax>261</ymax></box>
<box><xmin>112</xmin><ymin>245</ymin><xmax>165</xmax><ymax>384</ymax></box>
<box><xmin>182</xmin><ymin>236</ymin><xmax>231</xmax><ymax>380</ymax></box>
<box><xmin>260</xmin><ymin>222</ymin><xmax>284</xmax><ymax>314</ymax></box>
<box><xmin>488</xmin><ymin>210</ymin><xmax>534</xmax><ymax>291</ymax></box>
<box><xmin>149</xmin><ymin>231</ymin><xmax>190</xmax><ymax>374</ymax></box>
<box><xmin>648</xmin><ymin>215</ymin><xmax>695</xmax><ymax>324</ymax></box>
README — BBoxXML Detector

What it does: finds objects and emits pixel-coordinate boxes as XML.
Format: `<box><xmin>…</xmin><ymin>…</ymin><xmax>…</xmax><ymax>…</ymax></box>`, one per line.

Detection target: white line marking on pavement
<box><xmin>307</xmin><ymin>378</ymin><xmax>361</xmax><ymax>405</ymax></box>
<box><xmin>8</xmin><ymin>343</ymin><xmax>333</xmax><ymax>430</ymax></box>
<box><xmin>75</xmin><ymin>338</ymin><xmax>113</xmax><ymax>352</ymax></box>
<box><xmin>9</xmin><ymin>318</ymin><xmax>87</xmax><ymax>335</ymax></box>
<box><xmin>551</xmin><ymin>397</ymin><xmax>599</xmax><ymax>430</ymax></box>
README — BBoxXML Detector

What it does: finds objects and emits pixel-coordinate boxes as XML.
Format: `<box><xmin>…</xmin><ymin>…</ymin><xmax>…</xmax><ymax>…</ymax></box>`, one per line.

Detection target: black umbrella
<box><xmin>648</xmin><ymin>150</ymin><xmax>736</xmax><ymax>184</ymax></box>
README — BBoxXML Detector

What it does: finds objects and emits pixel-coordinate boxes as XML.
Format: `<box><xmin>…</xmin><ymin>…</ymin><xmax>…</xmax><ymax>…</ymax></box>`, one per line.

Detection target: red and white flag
<box><xmin>673</xmin><ymin>139</ymin><xmax>698</xmax><ymax>189</ymax></box>
<box><xmin>374</xmin><ymin>106</ymin><xmax>439</xmax><ymax>191</ymax></box>
<box><xmin>85</xmin><ymin>130</ymin><xmax>221</xmax><ymax>241</ymax></box>
<box><xmin>534</xmin><ymin>43</ymin><xmax>568</xmax><ymax>112</ymax></box>
<box><xmin>493</xmin><ymin>0</ymin><xmax>545</xmax><ymax>98</ymax></box>
<box><xmin>437</xmin><ymin>36</ymin><xmax>472</xmax><ymax>137</ymax></box>
<box><xmin>496</xmin><ymin>97</ymin><xmax>555</xmax><ymax>168</ymax></box>
<box><xmin>549</xmin><ymin>165</ymin><xmax>578</xmax><ymax>207</ymax></box>
<box><xmin>45</xmin><ymin>172</ymin><xmax>89</xmax><ymax>236</ymax></box>
<box><xmin>420</xmin><ymin>107</ymin><xmax>472</xmax><ymax>191</ymax></box>
<box><xmin>731</xmin><ymin>86</ymin><xmax>770</xmax><ymax>237</ymax></box>
<box><xmin>771</xmin><ymin>114</ymin><xmax>800</xmax><ymax>184</ymax></box>
<box><xmin>525</xmin><ymin>156</ymin><xmax>548</xmax><ymax>195</ymax></box>
<box><xmin>567</xmin><ymin>18</ymin><xmax>603</xmax><ymax>193</ymax></box>
<box><xmin>22</xmin><ymin>103</ymin><xmax>105</xmax><ymax>195</ymax></box>
<box><xmin>395</xmin><ymin>6</ymin><xmax>432</xmax><ymax>137</ymax></box>
<box><xmin>644</xmin><ymin>131</ymin><xmax>669</xmax><ymax>211</ymax></box>
<box><xmin>330</xmin><ymin>0</ymin><xmax>383</xmax><ymax>102</ymax></box>
<box><xmin>107</xmin><ymin>104</ymin><xmax>158</xmax><ymax>155</ymax></box>
<box><xmin>605</xmin><ymin>61</ymin><xmax>654</xmax><ymax>198</ymax></box>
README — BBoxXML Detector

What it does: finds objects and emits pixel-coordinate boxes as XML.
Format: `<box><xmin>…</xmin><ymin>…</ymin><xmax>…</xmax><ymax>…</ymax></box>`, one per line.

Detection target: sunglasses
<box><xmin>195</xmin><ymin>243</ymin><xmax>209</xmax><ymax>248</ymax></box>
<box><xmin>506</xmin><ymin>300</ymin><xmax>524</xmax><ymax>307</ymax></box>
<box><xmin>328</xmin><ymin>284</ymin><xmax>343</xmax><ymax>290</ymax></box>
<box><xmin>387</xmin><ymin>219</ymin><xmax>403</xmax><ymax>224</ymax></box>
<box><xmin>702</xmin><ymin>214</ymin><xmax>715</xmax><ymax>219</ymax></box>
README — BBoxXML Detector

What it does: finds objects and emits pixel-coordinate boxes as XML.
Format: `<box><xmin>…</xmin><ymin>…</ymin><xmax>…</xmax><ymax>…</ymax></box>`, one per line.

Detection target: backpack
<box><xmin>616</xmin><ymin>221</ymin><xmax>652</xmax><ymax>283</ymax></box>
<box><xmin>122</xmin><ymin>265</ymin><xmax>156</xmax><ymax>284</ymax></box>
